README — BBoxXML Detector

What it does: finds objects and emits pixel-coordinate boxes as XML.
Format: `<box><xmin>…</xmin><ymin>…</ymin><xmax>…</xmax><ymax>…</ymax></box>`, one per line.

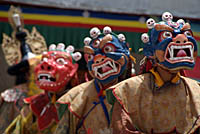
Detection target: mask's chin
<box><xmin>91</xmin><ymin>58</ymin><xmax>121</xmax><ymax>81</ymax></box>
<box><xmin>156</xmin><ymin>41</ymin><xmax>195</xmax><ymax>71</ymax></box>
<box><xmin>157</xmin><ymin>59</ymin><xmax>195</xmax><ymax>72</ymax></box>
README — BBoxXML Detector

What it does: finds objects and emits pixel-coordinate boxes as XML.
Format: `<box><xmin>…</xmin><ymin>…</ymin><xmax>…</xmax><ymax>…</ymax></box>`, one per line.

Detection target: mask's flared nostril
<box><xmin>176</xmin><ymin>41</ymin><xmax>181</xmax><ymax>43</ymax></box>
<box><xmin>47</xmin><ymin>66</ymin><xmax>51</xmax><ymax>70</ymax></box>
<box><xmin>41</xmin><ymin>65</ymin><xmax>44</xmax><ymax>70</ymax></box>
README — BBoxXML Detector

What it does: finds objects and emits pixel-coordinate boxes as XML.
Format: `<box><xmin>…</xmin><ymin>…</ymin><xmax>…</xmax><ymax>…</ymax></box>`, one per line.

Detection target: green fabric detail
<box><xmin>106</xmin><ymin>89</ymin><xmax>116</xmax><ymax>123</ymax></box>
<box><xmin>57</xmin><ymin>103</ymin><xmax>69</xmax><ymax>120</ymax></box>
<box><xmin>106</xmin><ymin>89</ymin><xmax>116</xmax><ymax>105</ymax></box>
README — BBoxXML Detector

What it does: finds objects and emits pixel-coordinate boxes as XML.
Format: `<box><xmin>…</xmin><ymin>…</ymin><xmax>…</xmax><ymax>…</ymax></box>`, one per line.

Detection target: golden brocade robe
<box><xmin>55</xmin><ymin>80</ymin><xmax>112</xmax><ymax>134</ymax></box>
<box><xmin>107</xmin><ymin>73</ymin><xmax>200</xmax><ymax>134</ymax></box>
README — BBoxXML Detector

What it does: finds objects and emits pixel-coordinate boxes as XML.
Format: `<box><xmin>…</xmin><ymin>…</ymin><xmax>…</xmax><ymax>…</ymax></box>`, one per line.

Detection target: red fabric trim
<box><xmin>112</xmin><ymin>87</ymin><xmax>129</xmax><ymax>114</ymax></box>
<box><xmin>25</xmin><ymin>93</ymin><xmax>59</xmax><ymax>130</ymax></box>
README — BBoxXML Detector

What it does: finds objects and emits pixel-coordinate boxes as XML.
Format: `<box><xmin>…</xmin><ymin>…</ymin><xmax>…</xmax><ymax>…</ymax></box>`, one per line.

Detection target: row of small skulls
<box><xmin>141</xmin><ymin>12</ymin><xmax>186</xmax><ymax>44</ymax></box>
<box><xmin>47</xmin><ymin>43</ymin><xmax>82</xmax><ymax>61</ymax></box>
<box><xmin>84</xmin><ymin>26</ymin><xmax>126</xmax><ymax>46</ymax></box>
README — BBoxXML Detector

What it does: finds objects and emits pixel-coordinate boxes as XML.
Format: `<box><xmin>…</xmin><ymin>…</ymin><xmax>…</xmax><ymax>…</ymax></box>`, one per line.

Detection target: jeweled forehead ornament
<box><xmin>141</xmin><ymin>12</ymin><xmax>198</xmax><ymax>70</ymax></box>
<box><xmin>35</xmin><ymin>43</ymin><xmax>81</xmax><ymax>92</ymax></box>
<box><xmin>83</xmin><ymin>26</ymin><xmax>130</xmax><ymax>84</ymax></box>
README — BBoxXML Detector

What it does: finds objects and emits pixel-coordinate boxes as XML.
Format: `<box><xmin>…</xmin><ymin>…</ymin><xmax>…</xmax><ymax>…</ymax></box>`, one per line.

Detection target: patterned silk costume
<box><xmin>4</xmin><ymin>44</ymin><xmax>82</xmax><ymax>134</ymax></box>
<box><xmin>107</xmin><ymin>12</ymin><xmax>200</xmax><ymax>134</ymax></box>
<box><xmin>0</xmin><ymin>6</ymin><xmax>47</xmax><ymax>133</ymax></box>
<box><xmin>55</xmin><ymin>26</ymin><xmax>131</xmax><ymax>134</ymax></box>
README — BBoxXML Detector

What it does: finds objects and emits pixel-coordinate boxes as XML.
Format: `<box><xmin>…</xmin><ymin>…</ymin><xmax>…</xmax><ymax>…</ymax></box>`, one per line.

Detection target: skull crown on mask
<box><xmin>141</xmin><ymin>12</ymin><xmax>198</xmax><ymax>71</ymax></box>
<box><xmin>34</xmin><ymin>43</ymin><xmax>81</xmax><ymax>92</ymax></box>
<box><xmin>83</xmin><ymin>26</ymin><xmax>130</xmax><ymax>84</ymax></box>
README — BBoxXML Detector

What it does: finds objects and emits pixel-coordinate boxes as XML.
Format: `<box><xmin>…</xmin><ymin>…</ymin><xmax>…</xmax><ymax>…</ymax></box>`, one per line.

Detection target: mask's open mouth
<box><xmin>37</xmin><ymin>73</ymin><xmax>56</xmax><ymax>82</ymax></box>
<box><xmin>165</xmin><ymin>42</ymin><xmax>194</xmax><ymax>63</ymax></box>
<box><xmin>92</xmin><ymin>58</ymin><xmax>120</xmax><ymax>80</ymax></box>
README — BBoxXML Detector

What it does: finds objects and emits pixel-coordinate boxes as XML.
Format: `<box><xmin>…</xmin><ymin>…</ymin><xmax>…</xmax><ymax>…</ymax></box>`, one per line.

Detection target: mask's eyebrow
<box><xmin>154</xmin><ymin>24</ymin><xmax>174</xmax><ymax>32</ymax></box>
<box><xmin>84</xmin><ymin>46</ymin><xmax>95</xmax><ymax>54</ymax></box>
<box><xmin>181</xmin><ymin>23</ymin><xmax>191</xmax><ymax>31</ymax></box>
<box><xmin>53</xmin><ymin>53</ymin><xmax>71</xmax><ymax>59</ymax></box>
<box><xmin>99</xmin><ymin>34</ymin><xmax>113</xmax><ymax>49</ymax></box>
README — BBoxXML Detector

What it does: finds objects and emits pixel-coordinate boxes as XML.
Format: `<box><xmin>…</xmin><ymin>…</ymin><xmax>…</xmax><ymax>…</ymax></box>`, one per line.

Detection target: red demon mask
<box><xmin>34</xmin><ymin>43</ymin><xmax>81</xmax><ymax>92</ymax></box>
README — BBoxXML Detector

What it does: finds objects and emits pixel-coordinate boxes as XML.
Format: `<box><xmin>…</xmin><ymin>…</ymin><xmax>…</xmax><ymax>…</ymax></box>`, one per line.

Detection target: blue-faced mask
<box><xmin>141</xmin><ymin>12</ymin><xmax>197</xmax><ymax>71</ymax></box>
<box><xmin>84</xmin><ymin>26</ymin><xmax>130</xmax><ymax>84</ymax></box>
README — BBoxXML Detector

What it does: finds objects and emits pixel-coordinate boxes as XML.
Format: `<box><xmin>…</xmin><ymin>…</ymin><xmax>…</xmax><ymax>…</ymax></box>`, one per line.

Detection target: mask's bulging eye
<box><xmin>184</xmin><ymin>30</ymin><xmax>193</xmax><ymax>37</ymax></box>
<box><xmin>103</xmin><ymin>44</ymin><xmax>115</xmax><ymax>53</ymax></box>
<box><xmin>56</xmin><ymin>58</ymin><xmax>67</xmax><ymax>65</ymax></box>
<box><xmin>159</xmin><ymin>31</ymin><xmax>173</xmax><ymax>41</ymax></box>
<box><xmin>87</xmin><ymin>54</ymin><xmax>94</xmax><ymax>61</ymax></box>
<box><xmin>92</xmin><ymin>39</ymin><xmax>100</xmax><ymax>48</ymax></box>
<box><xmin>163</xmin><ymin>31</ymin><xmax>172</xmax><ymax>38</ymax></box>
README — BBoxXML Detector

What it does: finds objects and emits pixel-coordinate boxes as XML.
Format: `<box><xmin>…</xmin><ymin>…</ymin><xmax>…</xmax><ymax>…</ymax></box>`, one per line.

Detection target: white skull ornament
<box><xmin>118</xmin><ymin>34</ymin><xmax>126</xmax><ymax>42</ymax></box>
<box><xmin>90</xmin><ymin>27</ymin><xmax>100</xmax><ymax>39</ymax></box>
<box><xmin>177</xmin><ymin>19</ymin><xmax>185</xmax><ymax>25</ymax></box>
<box><xmin>141</xmin><ymin>33</ymin><xmax>149</xmax><ymax>43</ymax></box>
<box><xmin>103</xmin><ymin>26</ymin><xmax>112</xmax><ymax>35</ymax></box>
<box><xmin>72</xmin><ymin>52</ymin><xmax>82</xmax><ymax>61</ymax></box>
<box><xmin>57</xmin><ymin>43</ymin><xmax>65</xmax><ymax>51</ymax></box>
<box><xmin>66</xmin><ymin>45</ymin><xmax>75</xmax><ymax>53</ymax></box>
<box><xmin>162</xmin><ymin>12</ymin><xmax>173</xmax><ymax>22</ymax></box>
<box><xmin>146</xmin><ymin>18</ymin><xmax>155</xmax><ymax>29</ymax></box>
<box><xmin>84</xmin><ymin>37</ymin><xmax>92</xmax><ymax>46</ymax></box>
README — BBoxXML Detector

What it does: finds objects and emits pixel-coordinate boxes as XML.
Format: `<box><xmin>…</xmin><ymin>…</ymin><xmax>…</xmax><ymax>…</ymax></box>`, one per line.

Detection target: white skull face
<box><xmin>146</xmin><ymin>18</ymin><xmax>155</xmax><ymax>29</ymax></box>
<box><xmin>57</xmin><ymin>43</ymin><xmax>65</xmax><ymax>51</ymax></box>
<box><xmin>90</xmin><ymin>27</ymin><xmax>100</xmax><ymax>39</ymax></box>
<box><xmin>141</xmin><ymin>33</ymin><xmax>149</xmax><ymax>43</ymax></box>
<box><xmin>31</xmin><ymin>41</ymin><xmax>47</xmax><ymax>55</ymax></box>
<box><xmin>49</xmin><ymin>44</ymin><xmax>56</xmax><ymax>51</ymax></box>
<box><xmin>2</xmin><ymin>34</ymin><xmax>21</xmax><ymax>65</ymax></box>
<box><xmin>27</xmin><ymin>27</ymin><xmax>47</xmax><ymax>55</ymax></box>
<box><xmin>4</xmin><ymin>44</ymin><xmax>21</xmax><ymax>65</ymax></box>
<box><xmin>66</xmin><ymin>45</ymin><xmax>75</xmax><ymax>53</ymax></box>
<box><xmin>72</xmin><ymin>52</ymin><xmax>82</xmax><ymax>61</ymax></box>
<box><xmin>177</xmin><ymin>19</ymin><xmax>185</xmax><ymax>25</ymax></box>
<box><xmin>103</xmin><ymin>26</ymin><xmax>112</xmax><ymax>35</ymax></box>
<box><xmin>162</xmin><ymin>12</ymin><xmax>173</xmax><ymax>22</ymax></box>
<box><xmin>118</xmin><ymin>34</ymin><xmax>126</xmax><ymax>42</ymax></box>
<box><xmin>84</xmin><ymin>37</ymin><xmax>92</xmax><ymax>46</ymax></box>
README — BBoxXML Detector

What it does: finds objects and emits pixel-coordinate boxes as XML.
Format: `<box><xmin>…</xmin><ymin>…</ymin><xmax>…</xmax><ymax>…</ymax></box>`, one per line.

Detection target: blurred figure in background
<box><xmin>0</xmin><ymin>6</ymin><xmax>47</xmax><ymax>133</ymax></box>
<box><xmin>5</xmin><ymin>43</ymin><xmax>83</xmax><ymax>134</ymax></box>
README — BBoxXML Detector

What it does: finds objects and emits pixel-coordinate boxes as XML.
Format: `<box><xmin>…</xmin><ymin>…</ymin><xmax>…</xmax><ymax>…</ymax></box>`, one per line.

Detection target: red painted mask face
<box><xmin>34</xmin><ymin>51</ymin><xmax>78</xmax><ymax>92</ymax></box>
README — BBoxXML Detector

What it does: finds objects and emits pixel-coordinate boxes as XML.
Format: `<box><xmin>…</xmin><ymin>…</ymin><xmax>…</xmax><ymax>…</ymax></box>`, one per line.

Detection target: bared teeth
<box><xmin>93</xmin><ymin>60</ymin><xmax>118</xmax><ymax>78</ymax></box>
<box><xmin>168</xmin><ymin>45</ymin><xmax>193</xmax><ymax>60</ymax></box>
<box><xmin>37</xmin><ymin>73</ymin><xmax>56</xmax><ymax>82</ymax></box>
